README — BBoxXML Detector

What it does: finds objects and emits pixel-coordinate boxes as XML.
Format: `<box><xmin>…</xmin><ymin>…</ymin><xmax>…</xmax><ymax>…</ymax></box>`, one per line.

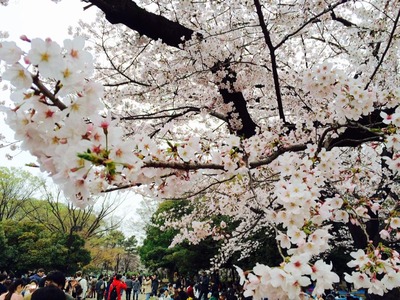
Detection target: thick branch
<box><xmin>326</xmin><ymin>108</ymin><xmax>393</xmax><ymax>149</ymax></box>
<box><xmin>219</xmin><ymin>89</ymin><xmax>258</xmax><ymax>138</ymax></box>
<box><xmin>249</xmin><ymin>144</ymin><xmax>307</xmax><ymax>168</ymax></box>
<box><xmin>86</xmin><ymin>0</ymin><xmax>194</xmax><ymax>48</ymax></box>
<box><xmin>330</xmin><ymin>9</ymin><xmax>355</xmax><ymax>27</ymax></box>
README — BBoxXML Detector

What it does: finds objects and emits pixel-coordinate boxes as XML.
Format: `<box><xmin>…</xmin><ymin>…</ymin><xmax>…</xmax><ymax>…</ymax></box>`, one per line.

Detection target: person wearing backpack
<box><xmin>95</xmin><ymin>275</ymin><xmax>106</xmax><ymax>300</ymax></box>
<box><xmin>75</xmin><ymin>271</ymin><xmax>88</xmax><ymax>300</ymax></box>
<box><xmin>107</xmin><ymin>274</ymin><xmax>127</xmax><ymax>300</ymax></box>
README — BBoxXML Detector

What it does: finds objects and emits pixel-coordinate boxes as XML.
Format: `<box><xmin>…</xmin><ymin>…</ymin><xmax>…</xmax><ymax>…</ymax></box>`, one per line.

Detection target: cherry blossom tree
<box><xmin>1</xmin><ymin>0</ymin><xmax>400</xmax><ymax>298</ymax></box>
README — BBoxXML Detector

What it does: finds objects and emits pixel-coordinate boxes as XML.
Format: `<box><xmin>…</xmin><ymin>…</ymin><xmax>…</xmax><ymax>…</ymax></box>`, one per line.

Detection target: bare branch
<box><xmin>253</xmin><ymin>0</ymin><xmax>285</xmax><ymax>123</ymax></box>
<box><xmin>365</xmin><ymin>8</ymin><xmax>400</xmax><ymax>89</ymax></box>
<box><xmin>32</xmin><ymin>75</ymin><xmax>67</xmax><ymax>110</ymax></box>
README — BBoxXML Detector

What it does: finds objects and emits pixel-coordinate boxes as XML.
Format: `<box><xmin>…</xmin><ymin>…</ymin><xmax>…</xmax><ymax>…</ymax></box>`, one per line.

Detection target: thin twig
<box><xmin>365</xmin><ymin>8</ymin><xmax>400</xmax><ymax>90</ymax></box>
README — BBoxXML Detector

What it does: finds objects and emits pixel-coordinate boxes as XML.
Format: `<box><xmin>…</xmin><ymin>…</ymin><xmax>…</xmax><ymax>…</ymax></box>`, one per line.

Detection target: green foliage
<box><xmin>139</xmin><ymin>199</ymin><xmax>285</xmax><ymax>278</ymax></box>
<box><xmin>57</xmin><ymin>232</ymin><xmax>91</xmax><ymax>274</ymax></box>
<box><xmin>124</xmin><ymin>235</ymin><xmax>138</xmax><ymax>253</ymax></box>
<box><xmin>234</xmin><ymin>230</ymin><xmax>282</xmax><ymax>269</ymax></box>
<box><xmin>0</xmin><ymin>166</ymin><xmax>44</xmax><ymax>221</ymax></box>
<box><xmin>0</xmin><ymin>223</ymin><xmax>11</xmax><ymax>268</ymax></box>
<box><xmin>0</xmin><ymin>219</ymin><xmax>90</xmax><ymax>275</ymax></box>
<box><xmin>1</xmin><ymin>220</ymin><xmax>59</xmax><ymax>272</ymax></box>
<box><xmin>0</xmin><ymin>167</ymin><xmax>134</xmax><ymax>275</ymax></box>
<box><xmin>139</xmin><ymin>200</ymin><xmax>220</xmax><ymax>276</ymax></box>
<box><xmin>105</xmin><ymin>230</ymin><xmax>126</xmax><ymax>247</ymax></box>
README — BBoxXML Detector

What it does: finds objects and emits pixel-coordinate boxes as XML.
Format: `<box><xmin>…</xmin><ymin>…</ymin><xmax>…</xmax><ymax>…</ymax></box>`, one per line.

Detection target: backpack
<box><xmin>109</xmin><ymin>285</ymin><xmax>118</xmax><ymax>300</ymax></box>
<box><xmin>74</xmin><ymin>283</ymin><xmax>83</xmax><ymax>299</ymax></box>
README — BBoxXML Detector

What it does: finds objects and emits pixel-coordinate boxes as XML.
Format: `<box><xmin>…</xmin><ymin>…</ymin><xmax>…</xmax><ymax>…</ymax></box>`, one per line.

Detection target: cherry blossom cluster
<box><xmin>2</xmin><ymin>0</ymin><xmax>400</xmax><ymax>298</ymax></box>
<box><xmin>1</xmin><ymin>34</ymin><xmax>399</xmax><ymax>298</ymax></box>
<box><xmin>344</xmin><ymin>245</ymin><xmax>400</xmax><ymax>296</ymax></box>
<box><xmin>235</xmin><ymin>256</ymin><xmax>339</xmax><ymax>300</ymax></box>
<box><xmin>0</xmin><ymin>36</ymin><xmax>246</xmax><ymax>206</ymax></box>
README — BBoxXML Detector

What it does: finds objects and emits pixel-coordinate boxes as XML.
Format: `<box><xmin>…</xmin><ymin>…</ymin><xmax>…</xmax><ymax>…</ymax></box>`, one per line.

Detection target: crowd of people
<box><xmin>0</xmin><ymin>269</ymin><xmax>78</xmax><ymax>300</ymax></box>
<box><xmin>0</xmin><ymin>269</ymin><xmax>241</xmax><ymax>300</ymax></box>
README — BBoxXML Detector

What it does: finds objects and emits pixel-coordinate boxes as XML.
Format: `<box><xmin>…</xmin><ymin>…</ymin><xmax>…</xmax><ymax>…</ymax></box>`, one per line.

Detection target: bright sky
<box><xmin>0</xmin><ymin>0</ymin><xmax>96</xmax><ymax>42</ymax></box>
<box><xmin>0</xmin><ymin>1</ymin><xmax>146</xmax><ymax>237</ymax></box>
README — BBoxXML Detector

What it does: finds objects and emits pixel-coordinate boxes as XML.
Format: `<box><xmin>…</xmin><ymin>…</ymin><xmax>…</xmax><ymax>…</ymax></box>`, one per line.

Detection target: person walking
<box><xmin>75</xmin><ymin>271</ymin><xmax>88</xmax><ymax>300</ymax></box>
<box><xmin>71</xmin><ymin>278</ymin><xmax>84</xmax><ymax>300</ymax></box>
<box><xmin>131</xmin><ymin>277</ymin><xmax>140</xmax><ymax>300</ymax></box>
<box><xmin>89</xmin><ymin>276</ymin><xmax>97</xmax><ymax>298</ymax></box>
<box><xmin>197</xmin><ymin>272</ymin><xmax>209</xmax><ymax>300</ymax></box>
<box><xmin>95</xmin><ymin>275</ymin><xmax>106</xmax><ymax>300</ymax></box>
<box><xmin>151</xmin><ymin>275</ymin><xmax>159</xmax><ymax>299</ymax></box>
<box><xmin>141</xmin><ymin>276</ymin><xmax>152</xmax><ymax>300</ymax></box>
<box><xmin>107</xmin><ymin>274</ymin><xmax>127</xmax><ymax>300</ymax></box>
<box><xmin>125</xmin><ymin>277</ymin><xmax>133</xmax><ymax>300</ymax></box>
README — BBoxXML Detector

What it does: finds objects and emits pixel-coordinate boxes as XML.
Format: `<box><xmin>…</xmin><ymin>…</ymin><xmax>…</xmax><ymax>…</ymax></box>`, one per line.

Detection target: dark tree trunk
<box><xmin>366</xmin><ymin>288</ymin><xmax>400</xmax><ymax>299</ymax></box>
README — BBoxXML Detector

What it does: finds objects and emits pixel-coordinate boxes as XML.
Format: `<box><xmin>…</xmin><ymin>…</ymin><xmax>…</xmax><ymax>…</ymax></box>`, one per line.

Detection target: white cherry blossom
<box><xmin>27</xmin><ymin>37</ymin><xmax>63</xmax><ymax>78</ymax></box>
<box><xmin>0</xmin><ymin>41</ymin><xmax>23</xmax><ymax>63</ymax></box>
<box><xmin>2</xmin><ymin>63</ymin><xmax>32</xmax><ymax>89</ymax></box>
<box><xmin>1</xmin><ymin>0</ymin><xmax>400</xmax><ymax>298</ymax></box>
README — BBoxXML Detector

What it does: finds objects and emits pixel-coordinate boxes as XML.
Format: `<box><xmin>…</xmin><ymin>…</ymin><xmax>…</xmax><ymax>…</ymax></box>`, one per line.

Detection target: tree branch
<box><xmin>365</xmin><ymin>7</ymin><xmax>400</xmax><ymax>89</ymax></box>
<box><xmin>274</xmin><ymin>0</ymin><xmax>351</xmax><ymax>49</ymax></box>
<box><xmin>32</xmin><ymin>75</ymin><xmax>67</xmax><ymax>110</ymax></box>
<box><xmin>253</xmin><ymin>0</ymin><xmax>285</xmax><ymax>123</ymax></box>
<box><xmin>326</xmin><ymin>108</ymin><xmax>393</xmax><ymax>149</ymax></box>
<box><xmin>86</xmin><ymin>0</ymin><xmax>258</xmax><ymax>139</ymax></box>
<box><xmin>86</xmin><ymin>0</ymin><xmax>194</xmax><ymax>48</ymax></box>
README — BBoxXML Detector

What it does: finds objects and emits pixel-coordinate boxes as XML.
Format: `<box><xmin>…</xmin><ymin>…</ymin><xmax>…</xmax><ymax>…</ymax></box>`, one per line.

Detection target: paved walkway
<box><xmin>87</xmin><ymin>292</ymin><xmax>147</xmax><ymax>300</ymax></box>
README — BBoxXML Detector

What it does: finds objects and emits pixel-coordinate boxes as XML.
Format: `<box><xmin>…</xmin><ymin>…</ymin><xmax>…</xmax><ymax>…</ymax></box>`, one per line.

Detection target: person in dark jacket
<box><xmin>151</xmin><ymin>274</ymin><xmax>159</xmax><ymax>297</ymax></box>
<box><xmin>132</xmin><ymin>276</ymin><xmax>141</xmax><ymax>300</ymax></box>
<box><xmin>125</xmin><ymin>276</ymin><xmax>133</xmax><ymax>300</ymax></box>
<box><xmin>0</xmin><ymin>274</ymin><xmax>7</xmax><ymax>296</ymax></box>
<box><xmin>31</xmin><ymin>286</ymin><xmax>65</xmax><ymax>300</ymax></box>
<box><xmin>197</xmin><ymin>272</ymin><xmax>209</xmax><ymax>300</ymax></box>
<box><xmin>28</xmin><ymin>269</ymin><xmax>45</xmax><ymax>284</ymax></box>
<box><xmin>95</xmin><ymin>275</ymin><xmax>106</xmax><ymax>300</ymax></box>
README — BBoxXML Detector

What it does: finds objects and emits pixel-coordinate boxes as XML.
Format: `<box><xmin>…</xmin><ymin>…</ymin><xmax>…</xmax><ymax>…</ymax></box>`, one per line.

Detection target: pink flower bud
<box><xmin>20</xmin><ymin>35</ymin><xmax>31</xmax><ymax>42</ymax></box>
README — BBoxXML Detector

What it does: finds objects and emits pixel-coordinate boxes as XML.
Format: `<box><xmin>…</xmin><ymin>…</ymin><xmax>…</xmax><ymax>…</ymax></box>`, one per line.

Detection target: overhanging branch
<box><xmin>85</xmin><ymin>0</ymin><xmax>194</xmax><ymax>48</ymax></box>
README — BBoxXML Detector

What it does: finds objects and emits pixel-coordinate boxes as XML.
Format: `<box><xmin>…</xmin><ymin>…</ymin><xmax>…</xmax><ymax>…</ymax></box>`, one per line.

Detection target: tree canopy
<box><xmin>0</xmin><ymin>167</ymin><xmax>138</xmax><ymax>275</ymax></box>
<box><xmin>1</xmin><ymin>0</ymin><xmax>400</xmax><ymax>298</ymax></box>
<box><xmin>139</xmin><ymin>200</ymin><xmax>220</xmax><ymax>277</ymax></box>
<box><xmin>0</xmin><ymin>167</ymin><xmax>42</xmax><ymax>221</ymax></box>
<box><xmin>0</xmin><ymin>220</ymin><xmax>91</xmax><ymax>275</ymax></box>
